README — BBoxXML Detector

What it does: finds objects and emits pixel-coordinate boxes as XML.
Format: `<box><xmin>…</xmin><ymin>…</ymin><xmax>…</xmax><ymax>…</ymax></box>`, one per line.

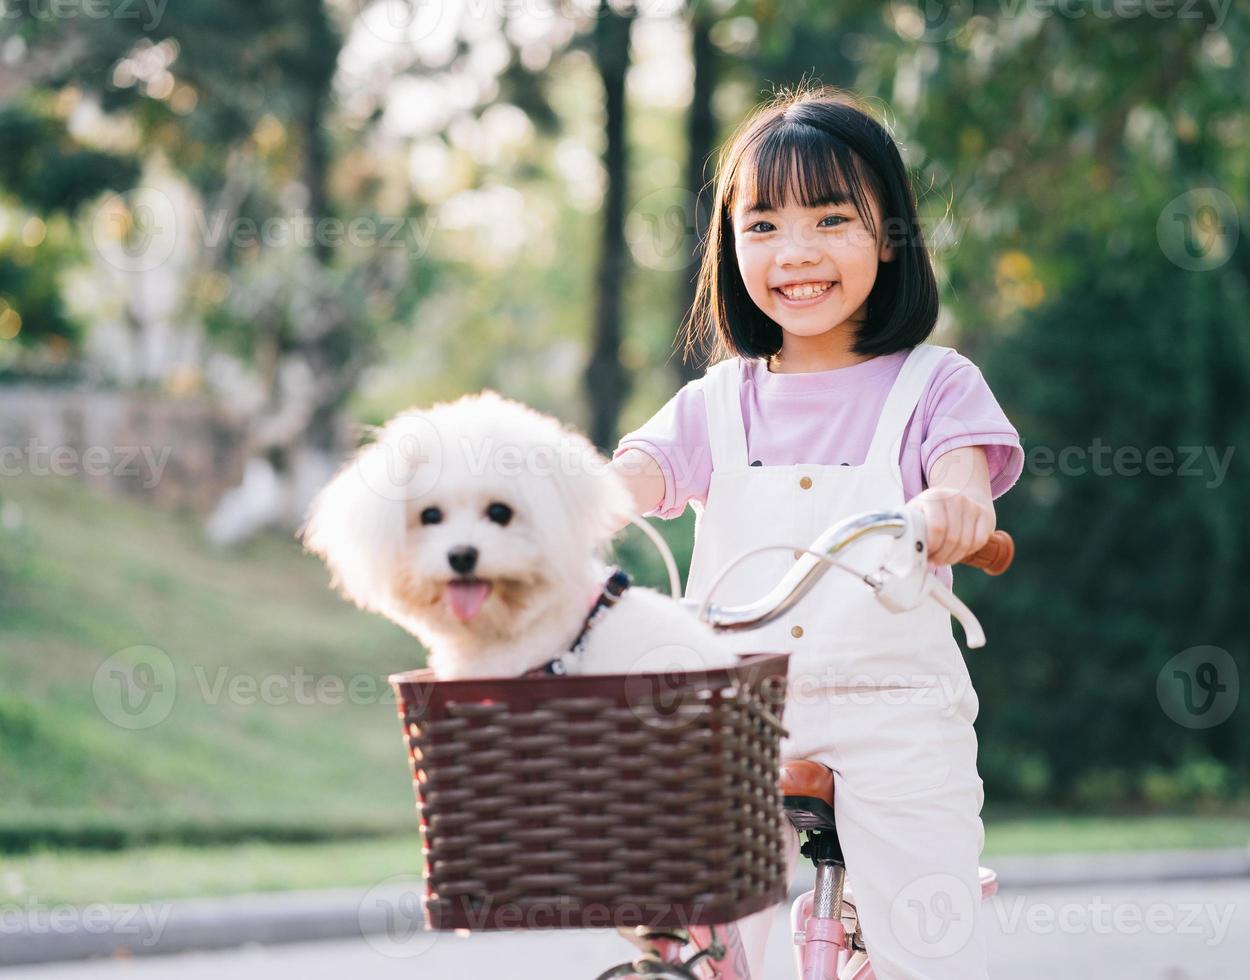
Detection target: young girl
<box><xmin>610</xmin><ymin>87</ymin><xmax>1023</xmax><ymax>979</ymax></box>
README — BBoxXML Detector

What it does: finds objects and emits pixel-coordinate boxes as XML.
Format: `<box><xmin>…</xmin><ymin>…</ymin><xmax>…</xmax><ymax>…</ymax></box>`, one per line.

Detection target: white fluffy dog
<box><xmin>299</xmin><ymin>390</ymin><xmax>738</xmax><ymax>680</ymax></box>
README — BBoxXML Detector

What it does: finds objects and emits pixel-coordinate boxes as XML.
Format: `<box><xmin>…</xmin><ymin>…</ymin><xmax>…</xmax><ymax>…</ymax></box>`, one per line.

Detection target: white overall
<box><xmin>685</xmin><ymin>344</ymin><xmax>990</xmax><ymax>980</ymax></box>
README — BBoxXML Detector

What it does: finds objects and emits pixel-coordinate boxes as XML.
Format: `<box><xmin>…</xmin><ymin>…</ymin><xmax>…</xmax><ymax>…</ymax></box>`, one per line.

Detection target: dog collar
<box><xmin>530</xmin><ymin>567</ymin><xmax>631</xmax><ymax>677</ymax></box>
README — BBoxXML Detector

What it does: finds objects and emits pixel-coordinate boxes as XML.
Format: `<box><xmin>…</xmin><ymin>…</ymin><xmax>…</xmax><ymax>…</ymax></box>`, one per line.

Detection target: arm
<box><xmin>906</xmin><ymin>445</ymin><xmax>996</xmax><ymax>566</ymax></box>
<box><xmin>607</xmin><ymin>448</ymin><xmax>666</xmax><ymax>532</ymax></box>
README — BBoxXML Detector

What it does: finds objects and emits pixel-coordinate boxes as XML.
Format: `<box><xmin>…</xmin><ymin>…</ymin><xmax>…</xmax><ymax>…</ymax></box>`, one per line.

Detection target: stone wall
<box><xmin>0</xmin><ymin>384</ymin><xmax>248</xmax><ymax>514</ymax></box>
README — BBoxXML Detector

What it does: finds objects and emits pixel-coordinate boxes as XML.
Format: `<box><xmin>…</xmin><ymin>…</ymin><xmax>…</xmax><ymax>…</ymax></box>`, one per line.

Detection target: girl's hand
<box><xmin>907</xmin><ymin>446</ymin><xmax>996</xmax><ymax>566</ymax></box>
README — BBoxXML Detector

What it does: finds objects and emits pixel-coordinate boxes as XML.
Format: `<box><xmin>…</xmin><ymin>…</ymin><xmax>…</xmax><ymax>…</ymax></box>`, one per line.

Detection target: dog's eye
<box><xmin>485</xmin><ymin>502</ymin><xmax>513</xmax><ymax>526</ymax></box>
<box><xmin>419</xmin><ymin>507</ymin><xmax>443</xmax><ymax>526</ymax></box>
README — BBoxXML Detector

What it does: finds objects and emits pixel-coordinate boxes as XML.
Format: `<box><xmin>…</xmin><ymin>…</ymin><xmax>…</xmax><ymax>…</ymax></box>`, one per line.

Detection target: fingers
<box><xmin>917</xmin><ymin>490</ymin><xmax>994</xmax><ymax>566</ymax></box>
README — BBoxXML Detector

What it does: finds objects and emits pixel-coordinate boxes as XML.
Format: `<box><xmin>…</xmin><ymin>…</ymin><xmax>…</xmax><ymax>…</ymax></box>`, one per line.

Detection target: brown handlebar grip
<box><xmin>960</xmin><ymin>530</ymin><xmax>1014</xmax><ymax>575</ymax></box>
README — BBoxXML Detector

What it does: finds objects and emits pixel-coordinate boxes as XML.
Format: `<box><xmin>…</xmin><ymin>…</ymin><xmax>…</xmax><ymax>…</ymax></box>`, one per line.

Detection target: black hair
<box><xmin>682</xmin><ymin>84</ymin><xmax>939</xmax><ymax>365</ymax></box>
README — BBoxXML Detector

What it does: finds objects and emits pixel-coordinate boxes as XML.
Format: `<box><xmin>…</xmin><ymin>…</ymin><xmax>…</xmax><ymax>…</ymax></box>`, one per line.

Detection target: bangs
<box><xmin>732</xmin><ymin>123</ymin><xmax>883</xmax><ymax>236</ymax></box>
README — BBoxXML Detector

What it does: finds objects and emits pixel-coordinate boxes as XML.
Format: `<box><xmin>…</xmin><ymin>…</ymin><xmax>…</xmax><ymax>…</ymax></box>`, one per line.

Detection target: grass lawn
<box><xmin>982</xmin><ymin>811</ymin><xmax>1249</xmax><ymax>856</ymax></box>
<box><xmin>0</xmin><ymin>835</ymin><xmax>425</xmax><ymax>907</ymax></box>
<box><xmin>0</xmin><ymin>473</ymin><xmax>425</xmax><ymax>841</ymax></box>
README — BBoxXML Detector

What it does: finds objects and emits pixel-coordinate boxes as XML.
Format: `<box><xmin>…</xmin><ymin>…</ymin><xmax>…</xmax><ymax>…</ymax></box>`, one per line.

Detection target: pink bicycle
<box><xmin>595</xmin><ymin>508</ymin><xmax>1013</xmax><ymax>980</ymax></box>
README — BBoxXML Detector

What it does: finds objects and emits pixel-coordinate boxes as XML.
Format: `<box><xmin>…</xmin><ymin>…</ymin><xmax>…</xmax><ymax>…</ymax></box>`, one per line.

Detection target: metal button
<box><xmin>799</xmin><ymin>476</ymin><xmax>813</xmax><ymax>489</ymax></box>
<box><xmin>790</xmin><ymin>625</ymin><xmax>804</xmax><ymax>638</ymax></box>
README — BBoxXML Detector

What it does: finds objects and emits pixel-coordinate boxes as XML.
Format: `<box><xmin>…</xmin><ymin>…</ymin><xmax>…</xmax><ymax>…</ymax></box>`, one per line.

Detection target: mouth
<box><xmin>773</xmin><ymin>281</ymin><xmax>836</xmax><ymax>306</ymax></box>
<box><xmin>444</xmin><ymin>576</ymin><xmax>493</xmax><ymax>623</ymax></box>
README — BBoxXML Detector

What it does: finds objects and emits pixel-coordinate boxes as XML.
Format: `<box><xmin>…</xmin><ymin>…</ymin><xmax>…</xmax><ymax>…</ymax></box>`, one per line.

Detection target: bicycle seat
<box><xmin>780</xmin><ymin>760</ymin><xmax>836</xmax><ymax>831</ymax></box>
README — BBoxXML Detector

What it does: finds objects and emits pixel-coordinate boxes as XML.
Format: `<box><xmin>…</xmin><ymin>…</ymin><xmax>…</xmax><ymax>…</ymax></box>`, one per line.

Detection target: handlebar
<box><xmin>962</xmin><ymin>530</ymin><xmax>1014</xmax><ymax>576</ymax></box>
<box><xmin>686</xmin><ymin>509</ymin><xmax>1014</xmax><ymax>637</ymax></box>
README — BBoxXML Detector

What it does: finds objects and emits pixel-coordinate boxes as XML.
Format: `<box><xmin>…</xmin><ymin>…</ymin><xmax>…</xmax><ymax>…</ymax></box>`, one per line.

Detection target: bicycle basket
<box><xmin>388</xmin><ymin>652</ymin><xmax>790</xmax><ymax>931</ymax></box>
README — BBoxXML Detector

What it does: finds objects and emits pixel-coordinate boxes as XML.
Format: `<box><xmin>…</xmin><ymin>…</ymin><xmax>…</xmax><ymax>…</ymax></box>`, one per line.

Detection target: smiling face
<box><xmin>728</xmin><ymin>141</ymin><xmax>895</xmax><ymax>359</ymax></box>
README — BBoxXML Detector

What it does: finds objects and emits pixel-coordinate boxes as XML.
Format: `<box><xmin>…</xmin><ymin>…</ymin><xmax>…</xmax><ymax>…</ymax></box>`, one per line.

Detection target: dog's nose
<box><xmin>447</xmin><ymin>546</ymin><xmax>479</xmax><ymax>575</ymax></box>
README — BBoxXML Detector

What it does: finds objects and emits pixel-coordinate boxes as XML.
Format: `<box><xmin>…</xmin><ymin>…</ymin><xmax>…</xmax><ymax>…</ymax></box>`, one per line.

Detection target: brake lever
<box><xmin>865</xmin><ymin>508</ymin><xmax>987</xmax><ymax>649</ymax></box>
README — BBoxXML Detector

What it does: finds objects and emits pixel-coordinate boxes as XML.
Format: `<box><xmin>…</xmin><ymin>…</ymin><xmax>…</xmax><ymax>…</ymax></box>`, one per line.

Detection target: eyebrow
<box><xmin>740</xmin><ymin>192</ymin><xmax>853</xmax><ymax>216</ymax></box>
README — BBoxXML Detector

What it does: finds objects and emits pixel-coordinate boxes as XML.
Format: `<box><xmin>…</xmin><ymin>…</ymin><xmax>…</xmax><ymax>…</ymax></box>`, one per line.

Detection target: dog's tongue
<box><xmin>446</xmin><ymin>580</ymin><xmax>492</xmax><ymax>622</ymax></box>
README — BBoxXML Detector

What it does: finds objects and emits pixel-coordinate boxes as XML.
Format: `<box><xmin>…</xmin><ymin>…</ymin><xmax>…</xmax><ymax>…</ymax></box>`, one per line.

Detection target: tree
<box><xmin>584</xmin><ymin>0</ymin><xmax>637</xmax><ymax>450</ymax></box>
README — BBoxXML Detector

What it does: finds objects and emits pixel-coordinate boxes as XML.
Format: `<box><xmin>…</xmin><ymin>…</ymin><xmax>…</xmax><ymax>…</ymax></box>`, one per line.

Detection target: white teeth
<box><xmin>779</xmin><ymin>282</ymin><xmax>832</xmax><ymax>300</ymax></box>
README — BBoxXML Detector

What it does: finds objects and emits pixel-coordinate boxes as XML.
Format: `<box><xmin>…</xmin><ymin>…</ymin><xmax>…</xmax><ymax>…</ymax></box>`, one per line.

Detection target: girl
<box><xmin>610</xmin><ymin>86</ymin><xmax>1023</xmax><ymax>979</ymax></box>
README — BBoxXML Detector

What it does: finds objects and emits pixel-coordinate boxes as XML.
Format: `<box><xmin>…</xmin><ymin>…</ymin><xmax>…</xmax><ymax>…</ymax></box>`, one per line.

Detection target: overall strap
<box><xmin>702</xmin><ymin>357</ymin><xmax>749</xmax><ymax>471</ymax></box>
<box><xmin>863</xmin><ymin>344</ymin><xmax>949</xmax><ymax>469</ymax></box>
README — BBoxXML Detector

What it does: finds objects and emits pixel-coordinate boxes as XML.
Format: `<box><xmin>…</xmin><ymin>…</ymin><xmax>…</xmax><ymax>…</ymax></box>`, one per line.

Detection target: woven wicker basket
<box><xmin>388</xmin><ymin>652</ymin><xmax>790</xmax><ymax>932</ymax></box>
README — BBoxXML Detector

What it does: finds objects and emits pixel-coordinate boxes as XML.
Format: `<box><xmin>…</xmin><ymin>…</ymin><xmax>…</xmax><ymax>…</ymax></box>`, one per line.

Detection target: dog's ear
<box><xmin>298</xmin><ymin>425</ymin><xmax>418</xmax><ymax>613</ymax></box>
<box><xmin>543</xmin><ymin>434</ymin><xmax>636</xmax><ymax>555</ymax></box>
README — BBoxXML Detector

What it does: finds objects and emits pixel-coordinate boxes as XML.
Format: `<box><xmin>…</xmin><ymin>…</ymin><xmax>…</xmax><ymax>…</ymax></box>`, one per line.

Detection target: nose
<box><xmin>447</xmin><ymin>546</ymin><xmax>478</xmax><ymax>576</ymax></box>
<box><xmin>775</xmin><ymin>228</ymin><xmax>821</xmax><ymax>267</ymax></box>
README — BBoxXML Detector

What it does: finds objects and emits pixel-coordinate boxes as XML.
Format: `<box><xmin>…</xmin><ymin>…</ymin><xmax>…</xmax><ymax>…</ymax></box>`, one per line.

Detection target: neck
<box><xmin>768</xmin><ymin>315</ymin><xmax>871</xmax><ymax>374</ymax></box>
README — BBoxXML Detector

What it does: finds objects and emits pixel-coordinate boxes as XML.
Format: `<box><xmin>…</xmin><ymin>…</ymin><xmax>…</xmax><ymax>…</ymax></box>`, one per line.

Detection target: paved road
<box><xmin>3</xmin><ymin>880</ymin><xmax>1245</xmax><ymax>979</ymax></box>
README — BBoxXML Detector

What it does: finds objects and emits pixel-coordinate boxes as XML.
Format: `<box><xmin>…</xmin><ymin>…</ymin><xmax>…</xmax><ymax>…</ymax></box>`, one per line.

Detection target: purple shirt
<box><xmin>614</xmin><ymin>348</ymin><xmax>1024</xmax><ymax>581</ymax></box>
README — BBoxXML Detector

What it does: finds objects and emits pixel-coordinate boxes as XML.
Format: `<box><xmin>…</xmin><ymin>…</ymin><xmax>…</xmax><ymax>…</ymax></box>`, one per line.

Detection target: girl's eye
<box><xmin>746</xmin><ymin>221</ymin><xmax>774</xmax><ymax>233</ymax></box>
<box><xmin>486</xmin><ymin>502</ymin><xmax>513</xmax><ymax>526</ymax></box>
<box><xmin>820</xmin><ymin>214</ymin><xmax>851</xmax><ymax>227</ymax></box>
<box><xmin>420</xmin><ymin>507</ymin><xmax>442</xmax><ymax>526</ymax></box>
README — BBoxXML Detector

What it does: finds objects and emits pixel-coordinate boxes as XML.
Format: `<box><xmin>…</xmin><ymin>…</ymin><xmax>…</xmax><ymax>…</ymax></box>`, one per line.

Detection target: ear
<box><xmin>552</xmin><ymin>436</ymin><xmax>636</xmax><ymax>555</ymax></box>
<box><xmin>298</xmin><ymin>429</ymin><xmax>413</xmax><ymax>614</ymax></box>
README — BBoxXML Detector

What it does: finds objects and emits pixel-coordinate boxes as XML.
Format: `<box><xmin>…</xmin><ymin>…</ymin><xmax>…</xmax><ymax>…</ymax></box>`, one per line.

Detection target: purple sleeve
<box><xmin>919</xmin><ymin>354</ymin><xmax>1024</xmax><ymax>500</ymax></box>
<box><xmin>612</xmin><ymin>382</ymin><xmax>713</xmax><ymax>519</ymax></box>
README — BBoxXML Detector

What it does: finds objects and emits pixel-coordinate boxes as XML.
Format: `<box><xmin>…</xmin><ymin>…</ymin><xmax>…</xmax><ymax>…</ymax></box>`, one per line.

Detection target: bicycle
<box><xmin>594</xmin><ymin>506</ymin><xmax>1013</xmax><ymax>980</ymax></box>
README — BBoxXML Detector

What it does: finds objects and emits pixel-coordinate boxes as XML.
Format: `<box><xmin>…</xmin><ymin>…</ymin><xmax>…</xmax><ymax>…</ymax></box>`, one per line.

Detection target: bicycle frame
<box><xmin>598</xmin><ymin>509</ymin><xmax>1010</xmax><ymax>980</ymax></box>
